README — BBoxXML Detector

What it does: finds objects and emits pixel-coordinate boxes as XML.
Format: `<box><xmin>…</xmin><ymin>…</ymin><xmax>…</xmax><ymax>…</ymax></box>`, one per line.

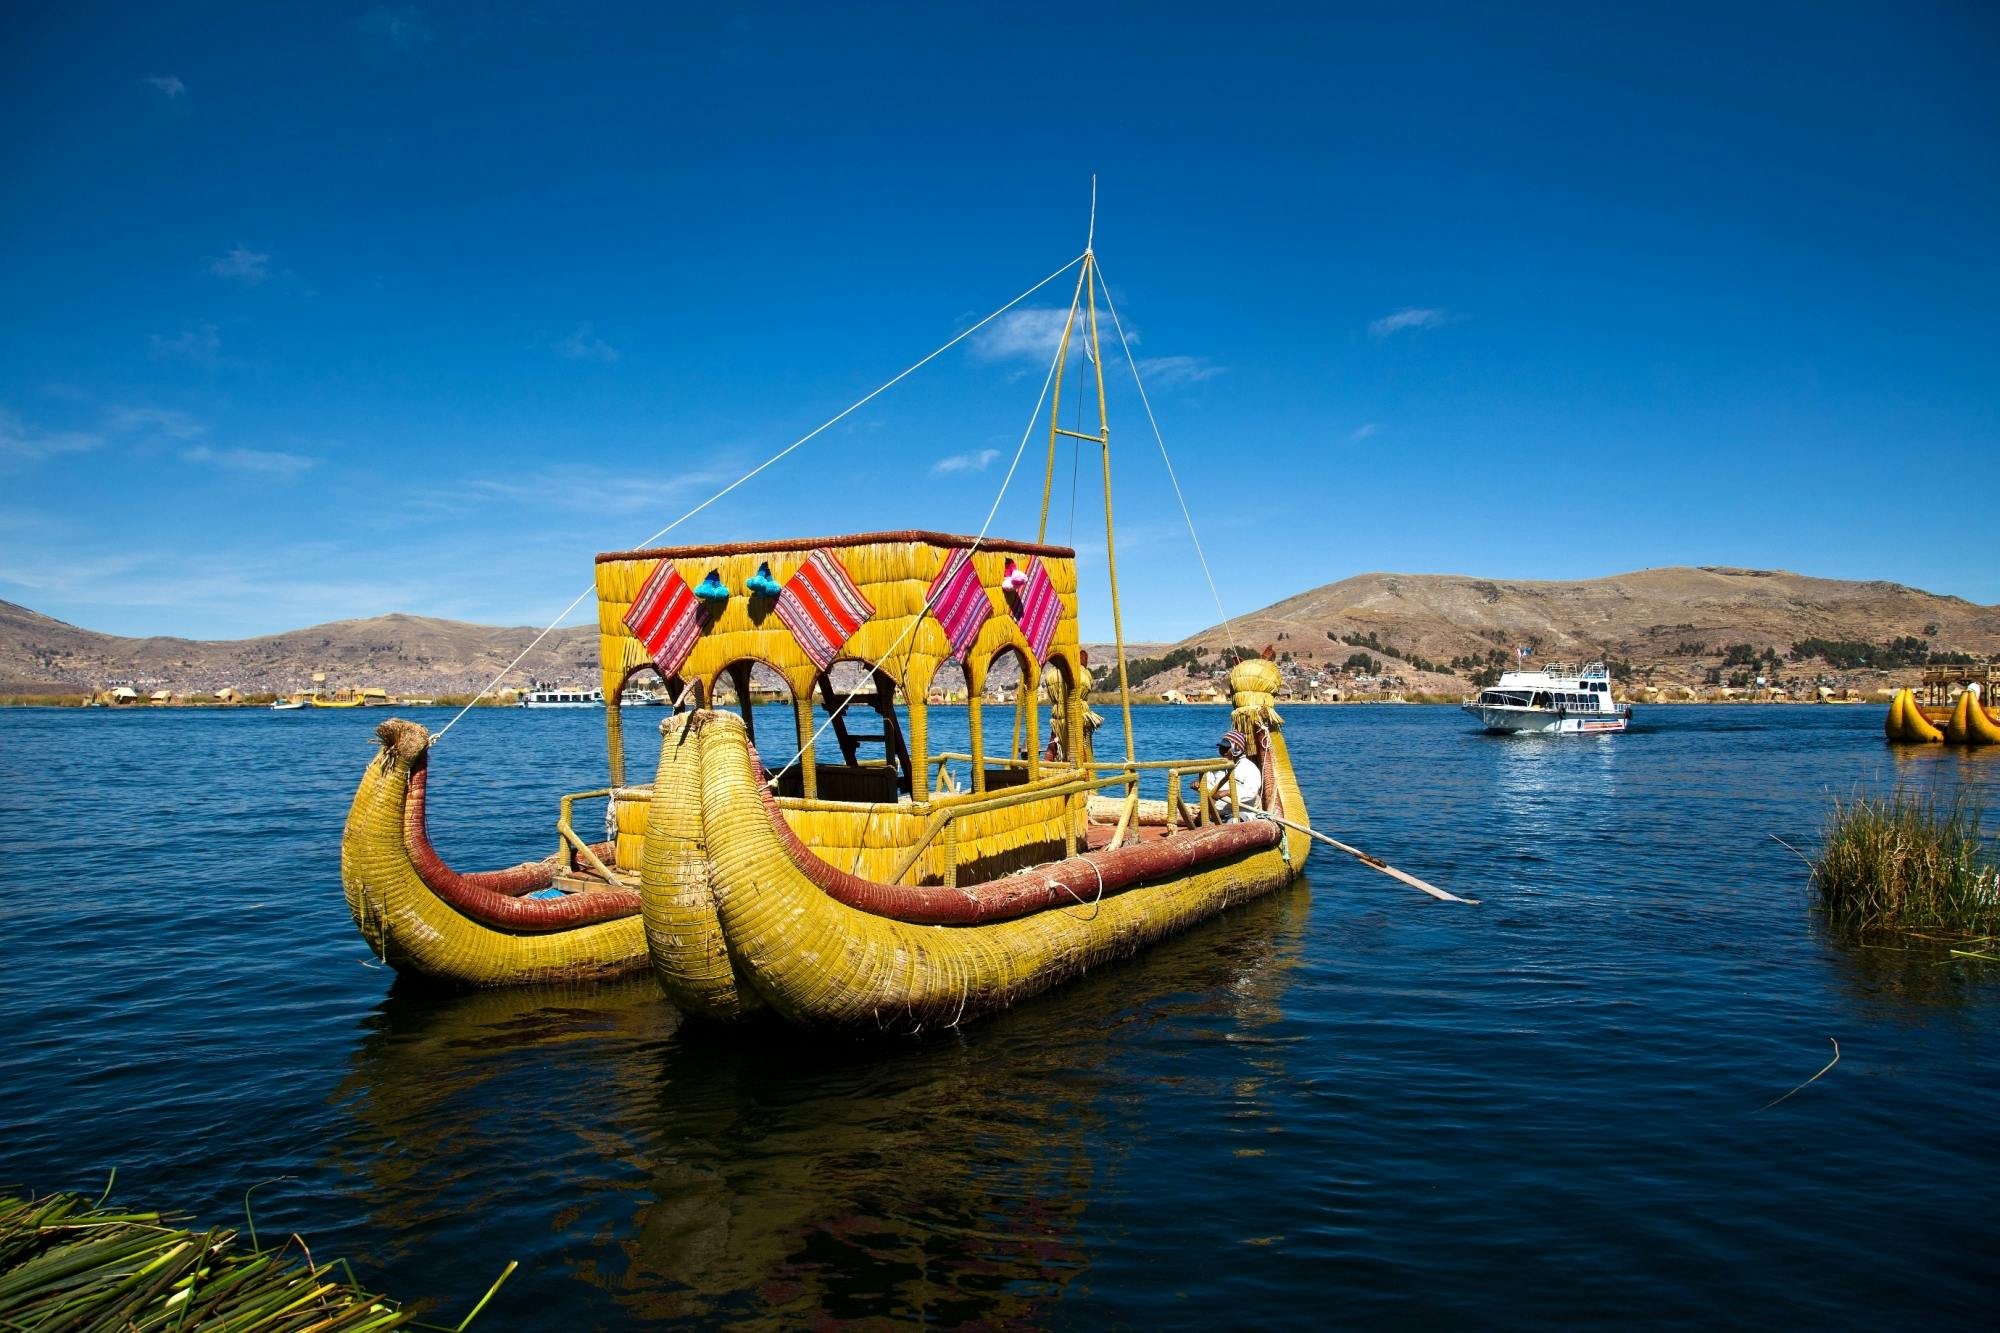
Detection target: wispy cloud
<box><xmin>0</xmin><ymin>409</ymin><xmax>103</xmax><ymax>462</ymax></box>
<box><xmin>554</xmin><ymin>322</ymin><xmax>620</xmax><ymax>364</ymax></box>
<box><xmin>149</xmin><ymin>324</ymin><xmax>234</xmax><ymax>368</ymax></box>
<box><xmin>1347</xmin><ymin>422</ymin><xmax>1381</xmax><ymax>443</ymax></box>
<box><xmin>470</xmin><ymin>464</ymin><xmax>728</xmax><ymax>517</ymax></box>
<box><xmin>970</xmin><ymin>307</ymin><xmax>1105</xmax><ymax>362</ymax></box>
<box><xmin>930</xmin><ymin>448</ymin><xmax>1000</xmax><ymax>476</ymax></box>
<box><xmin>1135</xmin><ymin>355</ymin><xmax>1223</xmax><ymax>388</ymax></box>
<box><xmin>360</xmin><ymin>5</ymin><xmax>432</xmax><ymax>50</ymax></box>
<box><xmin>209</xmin><ymin>245</ymin><xmax>270</xmax><ymax>283</ymax></box>
<box><xmin>142</xmin><ymin>74</ymin><xmax>186</xmax><ymax>99</ymax></box>
<box><xmin>108</xmin><ymin>406</ymin><xmax>207</xmax><ymax>440</ymax></box>
<box><xmin>1368</xmin><ymin>307</ymin><xmax>1458</xmax><ymax>338</ymax></box>
<box><xmin>182</xmin><ymin>445</ymin><xmax>320</xmax><ymax>479</ymax></box>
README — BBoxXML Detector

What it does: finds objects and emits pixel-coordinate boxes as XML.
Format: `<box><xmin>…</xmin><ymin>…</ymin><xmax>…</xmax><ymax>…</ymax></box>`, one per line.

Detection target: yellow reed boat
<box><xmin>1884</xmin><ymin>662</ymin><xmax>2000</xmax><ymax>745</ymax></box>
<box><xmin>342</xmin><ymin>246</ymin><xmax>1312</xmax><ymax>1017</ymax></box>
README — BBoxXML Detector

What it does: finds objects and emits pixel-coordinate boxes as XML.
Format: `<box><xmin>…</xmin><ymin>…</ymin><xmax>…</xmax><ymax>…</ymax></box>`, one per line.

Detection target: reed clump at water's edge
<box><xmin>0</xmin><ymin>1186</ymin><xmax>512</xmax><ymax>1331</ymax></box>
<box><xmin>1812</xmin><ymin>791</ymin><xmax>2000</xmax><ymax>939</ymax></box>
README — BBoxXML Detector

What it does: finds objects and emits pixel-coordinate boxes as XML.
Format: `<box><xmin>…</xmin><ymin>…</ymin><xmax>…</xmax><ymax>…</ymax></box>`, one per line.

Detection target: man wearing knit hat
<box><xmin>1201</xmin><ymin>729</ymin><xmax>1263</xmax><ymax>823</ymax></box>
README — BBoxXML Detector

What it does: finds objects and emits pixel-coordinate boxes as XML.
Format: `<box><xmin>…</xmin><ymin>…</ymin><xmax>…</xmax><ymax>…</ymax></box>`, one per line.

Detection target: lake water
<box><xmin>5</xmin><ymin>703</ymin><xmax>1997</xmax><ymax>1328</ymax></box>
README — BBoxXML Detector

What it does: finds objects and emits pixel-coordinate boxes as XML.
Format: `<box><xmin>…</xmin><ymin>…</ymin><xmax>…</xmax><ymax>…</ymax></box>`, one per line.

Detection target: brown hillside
<box><xmin>1164</xmin><ymin>567</ymin><xmax>2000</xmax><ymax>692</ymax></box>
<box><xmin>0</xmin><ymin>600</ymin><xmax>598</xmax><ymax>696</ymax></box>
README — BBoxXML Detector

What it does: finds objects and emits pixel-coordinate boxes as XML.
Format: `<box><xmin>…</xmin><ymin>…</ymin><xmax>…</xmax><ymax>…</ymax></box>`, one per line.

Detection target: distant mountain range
<box><xmin>4</xmin><ymin>565</ymin><xmax>1995</xmax><ymax>696</ymax></box>
<box><xmin>1161</xmin><ymin>566</ymin><xmax>2000</xmax><ymax>691</ymax></box>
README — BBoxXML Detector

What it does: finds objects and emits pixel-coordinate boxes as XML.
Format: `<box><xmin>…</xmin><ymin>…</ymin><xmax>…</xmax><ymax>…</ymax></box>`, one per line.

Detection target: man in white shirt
<box><xmin>1201</xmin><ymin>729</ymin><xmax>1263</xmax><ymax>822</ymax></box>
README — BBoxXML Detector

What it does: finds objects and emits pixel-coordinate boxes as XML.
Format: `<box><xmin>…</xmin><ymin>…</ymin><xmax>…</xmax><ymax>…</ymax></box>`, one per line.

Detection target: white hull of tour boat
<box><xmin>1462</xmin><ymin>703</ymin><xmax>1629</xmax><ymax>734</ymax></box>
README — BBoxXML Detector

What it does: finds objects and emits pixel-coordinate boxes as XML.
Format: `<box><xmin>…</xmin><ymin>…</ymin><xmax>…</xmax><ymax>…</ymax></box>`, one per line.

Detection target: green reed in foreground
<box><xmin>1813</xmin><ymin>791</ymin><xmax>2000</xmax><ymax>938</ymax></box>
<box><xmin>0</xmin><ymin>1185</ymin><xmax>518</xmax><ymax>1332</ymax></box>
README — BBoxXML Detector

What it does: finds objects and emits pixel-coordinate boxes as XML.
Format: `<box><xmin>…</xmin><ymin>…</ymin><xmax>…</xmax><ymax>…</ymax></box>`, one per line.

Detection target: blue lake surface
<box><xmin>5</xmin><ymin>703</ymin><xmax>1998</xmax><ymax>1328</ymax></box>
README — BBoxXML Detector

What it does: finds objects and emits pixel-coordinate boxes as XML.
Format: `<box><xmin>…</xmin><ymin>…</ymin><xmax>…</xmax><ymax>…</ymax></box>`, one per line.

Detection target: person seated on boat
<box><xmin>1201</xmin><ymin>730</ymin><xmax>1262</xmax><ymax>823</ymax></box>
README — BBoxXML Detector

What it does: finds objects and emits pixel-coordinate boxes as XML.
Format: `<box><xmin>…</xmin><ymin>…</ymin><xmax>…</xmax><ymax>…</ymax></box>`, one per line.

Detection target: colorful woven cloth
<box><xmin>1013</xmin><ymin>557</ymin><xmax>1061</xmax><ymax>661</ymax></box>
<box><xmin>624</xmin><ymin>560</ymin><xmax>703</xmax><ymax>676</ymax></box>
<box><xmin>927</xmin><ymin>549</ymin><xmax>993</xmax><ymax>660</ymax></box>
<box><xmin>775</xmin><ymin>548</ymin><xmax>874</xmax><ymax>670</ymax></box>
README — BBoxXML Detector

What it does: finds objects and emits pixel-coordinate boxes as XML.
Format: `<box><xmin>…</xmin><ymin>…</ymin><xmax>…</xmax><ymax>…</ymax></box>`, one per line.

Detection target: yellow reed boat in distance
<box><xmin>1884</xmin><ymin>662</ymin><xmax>2000</xmax><ymax>746</ymax></box>
<box><xmin>341</xmin><ymin>242</ymin><xmax>1311</xmax><ymax>1012</ymax></box>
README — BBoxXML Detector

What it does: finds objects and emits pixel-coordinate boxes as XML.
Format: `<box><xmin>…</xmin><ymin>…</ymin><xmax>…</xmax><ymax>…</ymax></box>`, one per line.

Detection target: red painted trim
<box><xmin>751</xmin><ymin>764</ymin><xmax>1282</xmax><ymax>926</ymax></box>
<box><xmin>401</xmin><ymin>758</ymin><xmax>642</xmax><ymax>933</ymax></box>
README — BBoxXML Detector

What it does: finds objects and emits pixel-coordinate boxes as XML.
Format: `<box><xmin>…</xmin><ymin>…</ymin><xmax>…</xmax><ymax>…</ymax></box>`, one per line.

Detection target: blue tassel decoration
<box><xmin>694</xmin><ymin>570</ymin><xmax>730</xmax><ymax>605</ymax></box>
<box><xmin>746</xmin><ymin>561</ymin><xmax>782</xmax><ymax>598</ymax></box>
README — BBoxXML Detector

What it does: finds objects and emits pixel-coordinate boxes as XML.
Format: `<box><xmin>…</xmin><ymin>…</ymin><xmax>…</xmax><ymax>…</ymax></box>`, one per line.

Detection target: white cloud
<box><xmin>930</xmin><ymin>448</ymin><xmax>1000</xmax><ymax>476</ymax></box>
<box><xmin>1135</xmin><ymin>355</ymin><xmax>1223</xmax><ymax>388</ymax></box>
<box><xmin>1368</xmin><ymin>307</ymin><xmax>1457</xmax><ymax>338</ymax></box>
<box><xmin>0</xmin><ymin>409</ymin><xmax>102</xmax><ymax>461</ymax></box>
<box><xmin>555</xmin><ymin>323</ymin><xmax>620</xmax><ymax>363</ymax></box>
<box><xmin>181</xmin><ymin>445</ymin><xmax>320</xmax><ymax>479</ymax></box>
<box><xmin>360</xmin><ymin>5</ymin><xmax>432</xmax><ymax>50</ymax></box>
<box><xmin>970</xmin><ymin>307</ymin><xmax>1108</xmax><ymax>362</ymax></box>
<box><xmin>149</xmin><ymin>324</ymin><xmax>230</xmax><ymax>367</ymax></box>
<box><xmin>210</xmin><ymin>245</ymin><xmax>270</xmax><ymax>283</ymax></box>
<box><xmin>1347</xmin><ymin>422</ymin><xmax>1381</xmax><ymax>443</ymax></box>
<box><xmin>108</xmin><ymin>406</ymin><xmax>207</xmax><ymax>440</ymax></box>
<box><xmin>143</xmin><ymin>74</ymin><xmax>185</xmax><ymax>98</ymax></box>
<box><xmin>470</xmin><ymin>464</ymin><xmax>729</xmax><ymax>517</ymax></box>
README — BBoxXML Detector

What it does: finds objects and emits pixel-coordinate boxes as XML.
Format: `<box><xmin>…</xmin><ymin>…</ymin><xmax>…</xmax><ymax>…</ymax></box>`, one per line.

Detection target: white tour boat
<box><xmin>519</xmin><ymin>684</ymin><xmax>605</xmax><ymax>709</ymax></box>
<box><xmin>1462</xmin><ymin>660</ymin><xmax>1631</xmax><ymax>734</ymax></box>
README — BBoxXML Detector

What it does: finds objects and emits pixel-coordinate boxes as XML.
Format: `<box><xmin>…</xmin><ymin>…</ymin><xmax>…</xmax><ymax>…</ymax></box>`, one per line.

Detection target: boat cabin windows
<box><xmin>970</xmin><ymin>645</ymin><xmax>1047</xmax><ymax>793</ymax></box>
<box><xmin>609</xmin><ymin>663</ymin><xmax>691</xmax><ymax>785</ymax></box>
<box><xmin>1480</xmin><ymin>689</ymin><xmax>1533</xmax><ymax>707</ymax></box>
<box><xmin>788</xmin><ymin>658</ymin><xmax>911</xmax><ymax>804</ymax></box>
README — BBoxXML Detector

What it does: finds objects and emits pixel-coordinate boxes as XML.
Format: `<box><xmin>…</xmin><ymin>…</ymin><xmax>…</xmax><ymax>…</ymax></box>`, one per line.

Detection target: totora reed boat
<box><xmin>340</xmin><ymin>244</ymin><xmax>1312</xmax><ymax>1028</ymax></box>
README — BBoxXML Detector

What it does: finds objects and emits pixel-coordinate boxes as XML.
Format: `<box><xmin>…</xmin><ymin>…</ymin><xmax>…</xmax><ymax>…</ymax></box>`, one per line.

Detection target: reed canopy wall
<box><xmin>594</xmin><ymin>531</ymin><xmax>1089</xmax><ymax>799</ymax></box>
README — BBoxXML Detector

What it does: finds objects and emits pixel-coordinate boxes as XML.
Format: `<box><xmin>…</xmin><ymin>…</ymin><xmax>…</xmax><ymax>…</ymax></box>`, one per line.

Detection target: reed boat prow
<box><xmin>341</xmin><ymin>718</ymin><xmax>650</xmax><ymax>986</ymax></box>
<box><xmin>642</xmin><ymin>660</ymin><xmax>1311</xmax><ymax>1033</ymax></box>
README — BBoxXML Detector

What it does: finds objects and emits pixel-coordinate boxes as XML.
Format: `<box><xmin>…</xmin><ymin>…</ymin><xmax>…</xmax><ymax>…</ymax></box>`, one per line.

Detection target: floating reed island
<box><xmin>0</xmin><ymin>1186</ymin><xmax>511</xmax><ymax>1331</ymax></box>
<box><xmin>1811</xmin><ymin>792</ymin><xmax>2000</xmax><ymax>943</ymax></box>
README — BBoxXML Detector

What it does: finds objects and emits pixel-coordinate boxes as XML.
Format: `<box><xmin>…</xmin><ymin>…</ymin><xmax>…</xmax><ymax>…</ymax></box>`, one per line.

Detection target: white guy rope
<box><xmin>1091</xmin><ymin>260</ymin><xmax>1243</xmax><ymax>661</ymax></box>
<box><xmin>762</xmin><ymin>266</ymin><xmax>1084</xmax><ymax>791</ymax></box>
<box><xmin>432</xmin><ymin>252</ymin><xmax>1088</xmax><ymax>743</ymax></box>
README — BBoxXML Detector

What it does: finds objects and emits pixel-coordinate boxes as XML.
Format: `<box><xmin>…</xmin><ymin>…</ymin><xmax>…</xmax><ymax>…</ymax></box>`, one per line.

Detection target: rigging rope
<box><xmin>762</xmin><ymin>266</ymin><xmax>1084</xmax><ymax>792</ymax></box>
<box><xmin>432</xmin><ymin>252</ymin><xmax>1088</xmax><ymax>744</ymax></box>
<box><xmin>1091</xmin><ymin>260</ymin><xmax>1243</xmax><ymax>663</ymax></box>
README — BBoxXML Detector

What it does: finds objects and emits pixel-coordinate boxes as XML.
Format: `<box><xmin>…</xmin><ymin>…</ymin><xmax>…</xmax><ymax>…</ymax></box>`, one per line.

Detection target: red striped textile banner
<box><xmin>774</xmin><ymin>548</ymin><xmax>874</xmax><ymax>670</ymax></box>
<box><xmin>623</xmin><ymin>560</ymin><xmax>703</xmax><ymax>677</ymax></box>
<box><xmin>927</xmin><ymin>549</ymin><xmax>992</xmax><ymax>661</ymax></box>
<box><xmin>1013</xmin><ymin>558</ymin><xmax>1061</xmax><ymax>662</ymax></box>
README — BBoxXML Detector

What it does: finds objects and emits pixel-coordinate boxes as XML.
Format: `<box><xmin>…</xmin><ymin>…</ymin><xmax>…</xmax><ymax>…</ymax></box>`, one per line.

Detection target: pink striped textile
<box><xmin>1013</xmin><ymin>558</ymin><xmax>1061</xmax><ymax>661</ymax></box>
<box><xmin>926</xmin><ymin>549</ymin><xmax>993</xmax><ymax>660</ymax></box>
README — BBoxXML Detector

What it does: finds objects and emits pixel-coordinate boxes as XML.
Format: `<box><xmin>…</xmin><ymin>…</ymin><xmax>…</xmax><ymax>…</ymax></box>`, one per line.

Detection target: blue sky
<box><xmin>2</xmin><ymin>2</ymin><xmax>1995</xmax><ymax>642</ymax></box>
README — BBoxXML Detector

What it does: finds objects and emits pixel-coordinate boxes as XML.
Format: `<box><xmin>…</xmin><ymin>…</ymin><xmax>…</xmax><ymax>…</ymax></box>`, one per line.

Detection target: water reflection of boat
<box><xmin>324</xmin><ymin>884</ymin><xmax>1311</xmax><ymax>1325</ymax></box>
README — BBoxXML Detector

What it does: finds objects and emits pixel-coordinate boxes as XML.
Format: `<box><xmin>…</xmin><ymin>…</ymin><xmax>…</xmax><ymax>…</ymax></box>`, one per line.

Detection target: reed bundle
<box><xmin>1812</xmin><ymin>791</ymin><xmax>2000</xmax><ymax>937</ymax></box>
<box><xmin>0</xmin><ymin>1188</ymin><xmax>414</xmax><ymax>1331</ymax></box>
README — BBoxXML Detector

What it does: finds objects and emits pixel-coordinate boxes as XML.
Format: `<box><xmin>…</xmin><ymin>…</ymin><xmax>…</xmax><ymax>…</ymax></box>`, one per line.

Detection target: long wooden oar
<box><xmin>1254</xmin><ymin>812</ymin><xmax>1479</xmax><ymax>904</ymax></box>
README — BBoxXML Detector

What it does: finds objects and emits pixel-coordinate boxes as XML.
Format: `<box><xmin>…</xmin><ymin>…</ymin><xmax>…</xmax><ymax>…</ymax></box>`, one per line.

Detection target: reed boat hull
<box><xmin>341</xmin><ymin>720</ymin><xmax>649</xmax><ymax>986</ymax></box>
<box><xmin>1883</xmin><ymin>687</ymin><xmax>2000</xmax><ymax>744</ymax></box>
<box><xmin>642</xmin><ymin>681</ymin><xmax>1311</xmax><ymax>1034</ymax></box>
